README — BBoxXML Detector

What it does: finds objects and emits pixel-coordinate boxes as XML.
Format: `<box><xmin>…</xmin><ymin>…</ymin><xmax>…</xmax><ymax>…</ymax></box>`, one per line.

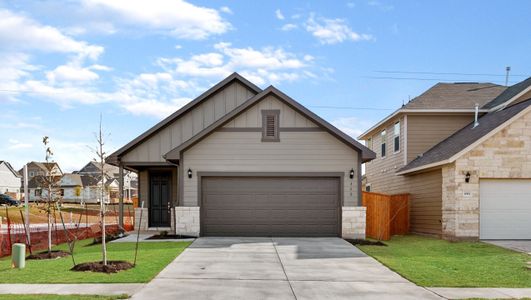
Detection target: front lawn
<box><xmin>358</xmin><ymin>235</ymin><xmax>531</xmax><ymax>288</ymax></box>
<box><xmin>0</xmin><ymin>295</ymin><xmax>128</xmax><ymax>300</ymax></box>
<box><xmin>0</xmin><ymin>238</ymin><xmax>191</xmax><ymax>283</ymax></box>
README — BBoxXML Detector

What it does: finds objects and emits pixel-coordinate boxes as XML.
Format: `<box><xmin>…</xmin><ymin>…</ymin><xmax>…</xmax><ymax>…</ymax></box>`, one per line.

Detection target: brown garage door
<box><xmin>201</xmin><ymin>177</ymin><xmax>340</xmax><ymax>237</ymax></box>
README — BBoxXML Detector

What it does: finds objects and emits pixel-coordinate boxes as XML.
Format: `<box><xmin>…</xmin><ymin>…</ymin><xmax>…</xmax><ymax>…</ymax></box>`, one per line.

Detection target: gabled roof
<box><xmin>60</xmin><ymin>173</ymin><xmax>82</xmax><ymax>187</ymax></box>
<box><xmin>358</xmin><ymin>82</ymin><xmax>506</xmax><ymax>139</ymax></box>
<box><xmin>0</xmin><ymin>161</ymin><xmax>22</xmax><ymax>178</ymax></box>
<box><xmin>165</xmin><ymin>86</ymin><xmax>376</xmax><ymax>162</ymax></box>
<box><xmin>19</xmin><ymin>161</ymin><xmax>63</xmax><ymax>175</ymax></box>
<box><xmin>108</xmin><ymin>72</ymin><xmax>262</xmax><ymax>160</ymax></box>
<box><xmin>398</xmin><ymin>99</ymin><xmax>531</xmax><ymax>174</ymax></box>
<box><xmin>403</xmin><ymin>82</ymin><xmax>506</xmax><ymax>110</ymax></box>
<box><xmin>482</xmin><ymin>77</ymin><xmax>531</xmax><ymax>110</ymax></box>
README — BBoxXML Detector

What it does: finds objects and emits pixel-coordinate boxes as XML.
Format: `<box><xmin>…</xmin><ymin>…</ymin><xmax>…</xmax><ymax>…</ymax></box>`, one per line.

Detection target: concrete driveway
<box><xmin>484</xmin><ymin>240</ymin><xmax>531</xmax><ymax>254</ymax></box>
<box><xmin>132</xmin><ymin>237</ymin><xmax>441</xmax><ymax>300</ymax></box>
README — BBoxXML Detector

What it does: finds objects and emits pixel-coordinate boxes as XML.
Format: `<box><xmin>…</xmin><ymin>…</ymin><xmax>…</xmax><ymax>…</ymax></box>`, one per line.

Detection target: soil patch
<box><xmin>345</xmin><ymin>239</ymin><xmax>387</xmax><ymax>246</ymax></box>
<box><xmin>27</xmin><ymin>250</ymin><xmax>71</xmax><ymax>260</ymax></box>
<box><xmin>71</xmin><ymin>260</ymin><xmax>134</xmax><ymax>273</ymax></box>
<box><xmin>86</xmin><ymin>232</ymin><xmax>126</xmax><ymax>246</ymax></box>
<box><xmin>146</xmin><ymin>234</ymin><xmax>195</xmax><ymax>240</ymax></box>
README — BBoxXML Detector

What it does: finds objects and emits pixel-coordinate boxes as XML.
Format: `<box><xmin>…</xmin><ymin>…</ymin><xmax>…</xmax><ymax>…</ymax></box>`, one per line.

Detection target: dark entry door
<box><xmin>149</xmin><ymin>173</ymin><xmax>171</xmax><ymax>227</ymax></box>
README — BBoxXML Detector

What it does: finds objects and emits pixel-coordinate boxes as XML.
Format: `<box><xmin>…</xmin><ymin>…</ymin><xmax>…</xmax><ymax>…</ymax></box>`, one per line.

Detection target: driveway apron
<box><xmin>132</xmin><ymin>237</ymin><xmax>441</xmax><ymax>300</ymax></box>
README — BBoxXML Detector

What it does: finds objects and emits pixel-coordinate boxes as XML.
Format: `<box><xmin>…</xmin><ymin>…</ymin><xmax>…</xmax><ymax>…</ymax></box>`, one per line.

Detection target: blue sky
<box><xmin>1</xmin><ymin>0</ymin><xmax>530</xmax><ymax>172</ymax></box>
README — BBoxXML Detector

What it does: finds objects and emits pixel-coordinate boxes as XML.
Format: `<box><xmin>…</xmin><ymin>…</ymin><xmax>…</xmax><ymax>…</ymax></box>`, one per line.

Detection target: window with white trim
<box><xmin>367</xmin><ymin>138</ymin><xmax>372</xmax><ymax>150</ymax></box>
<box><xmin>381</xmin><ymin>130</ymin><xmax>387</xmax><ymax>157</ymax></box>
<box><xmin>394</xmin><ymin>121</ymin><xmax>400</xmax><ymax>153</ymax></box>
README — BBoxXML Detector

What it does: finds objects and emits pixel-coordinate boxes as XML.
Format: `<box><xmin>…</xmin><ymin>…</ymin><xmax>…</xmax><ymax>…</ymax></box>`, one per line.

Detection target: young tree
<box><xmin>89</xmin><ymin>115</ymin><xmax>109</xmax><ymax>265</ymax></box>
<box><xmin>38</xmin><ymin>136</ymin><xmax>62</xmax><ymax>255</ymax></box>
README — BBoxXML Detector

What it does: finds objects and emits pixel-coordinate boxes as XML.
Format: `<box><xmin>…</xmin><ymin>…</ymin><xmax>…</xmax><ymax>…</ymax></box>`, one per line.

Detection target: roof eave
<box><xmin>108</xmin><ymin>72</ymin><xmax>263</xmax><ymax>160</ymax></box>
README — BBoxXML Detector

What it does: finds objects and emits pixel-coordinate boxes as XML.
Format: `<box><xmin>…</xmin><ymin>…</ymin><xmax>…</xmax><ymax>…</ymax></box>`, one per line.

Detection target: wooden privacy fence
<box><xmin>362</xmin><ymin>192</ymin><xmax>409</xmax><ymax>241</ymax></box>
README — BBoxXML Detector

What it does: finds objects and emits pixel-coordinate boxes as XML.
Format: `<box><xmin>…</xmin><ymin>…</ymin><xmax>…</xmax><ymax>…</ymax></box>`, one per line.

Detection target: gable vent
<box><xmin>266</xmin><ymin>115</ymin><xmax>276</xmax><ymax>137</ymax></box>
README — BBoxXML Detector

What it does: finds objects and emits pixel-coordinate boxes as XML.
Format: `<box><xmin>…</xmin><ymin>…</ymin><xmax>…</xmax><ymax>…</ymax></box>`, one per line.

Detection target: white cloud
<box><xmin>331</xmin><ymin>117</ymin><xmax>372</xmax><ymax>139</ymax></box>
<box><xmin>8</xmin><ymin>139</ymin><xmax>33</xmax><ymax>150</ymax></box>
<box><xmin>275</xmin><ymin>9</ymin><xmax>285</xmax><ymax>20</ymax></box>
<box><xmin>46</xmin><ymin>64</ymin><xmax>100</xmax><ymax>83</ymax></box>
<box><xmin>368</xmin><ymin>1</ymin><xmax>394</xmax><ymax>11</ymax></box>
<box><xmin>281</xmin><ymin>23</ymin><xmax>298</xmax><ymax>31</ymax></box>
<box><xmin>305</xmin><ymin>15</ymin><xmax>373</xmax><ymax>44</ymax></box>
<box><xmin>220</xmin><ymin>6</ymin><xmax>233</xmax><ymax>14</ymax></box>
<box><xmin>83</xmin><ymin>0</ymin><xmax>231</xmax><ymax>40</ymax></box>
<box><xmin>0</xmin><ymin>9</ymin><xmax>104</xmax><ymax>59</ymax></box>
<box><xmin>175</xmin><ymin>45</ymin><xmax>182</xmax><ymax>50</ymax></box>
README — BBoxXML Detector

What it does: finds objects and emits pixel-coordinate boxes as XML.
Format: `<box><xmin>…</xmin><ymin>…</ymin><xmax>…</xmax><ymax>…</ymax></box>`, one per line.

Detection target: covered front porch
<box><xmin>114</xmin><ymin>162</ymin><xmax>198</xmax><ymax>236</ymax></box>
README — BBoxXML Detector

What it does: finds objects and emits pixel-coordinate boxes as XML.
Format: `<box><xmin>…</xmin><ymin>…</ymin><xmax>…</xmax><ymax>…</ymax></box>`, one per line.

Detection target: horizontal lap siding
<box><xmin>408</xmin><ymin>169</ymin><xmax>442</xmax><ymax>235</ymax></box>
<box><xmin>364</xmin><ymin>116</ymin><xmax>407</xmax><ymax>194</ymax></box>
<box><xmin>407</xmin><ymin>115</ymin><xmax>474</xmax><ymax>163</ymax></box>
<box><xmin>122</xmin><ymin>81</ymin><xmax>256</xmax><ymax>162</ymax></box>
<box><xmin>183</xmin><ymin>131</ymin><xmax>359</xmax><ymax>207</ymax></box>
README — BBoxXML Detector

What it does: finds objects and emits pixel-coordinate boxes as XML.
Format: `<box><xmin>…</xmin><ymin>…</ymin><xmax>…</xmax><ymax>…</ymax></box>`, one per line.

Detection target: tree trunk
<box><xmin>47</xmin><ymin>207</ymin><xmax>52</xmax><ymax>254</ymax></box>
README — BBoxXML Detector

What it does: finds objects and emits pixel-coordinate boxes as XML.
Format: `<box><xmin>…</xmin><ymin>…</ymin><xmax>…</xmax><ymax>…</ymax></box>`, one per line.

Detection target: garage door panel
<box><xmin>480</xmin><ymin>179</ymin><xmax>531</xmax><ymax>240</ymax></box>
<box><xmin>202</xmin><ymin>176</ymin><xmax>340</xmax><ymax>237</ymax></box>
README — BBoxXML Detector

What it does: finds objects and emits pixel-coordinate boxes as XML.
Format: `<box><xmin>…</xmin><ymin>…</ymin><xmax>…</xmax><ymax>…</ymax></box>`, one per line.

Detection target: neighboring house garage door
<box><xmin>201</xmin><ymin>177</ymin><xmax>340</xmax><ymax>237</ymax></box>
<box><xmin>480</xmin><ymin>179</ymin><xmax>531</xmax><ymax>239</ymax></box>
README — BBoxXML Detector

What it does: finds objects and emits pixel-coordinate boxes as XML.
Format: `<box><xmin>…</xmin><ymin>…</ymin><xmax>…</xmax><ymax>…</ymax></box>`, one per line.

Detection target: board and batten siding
<box><xmin>223</xmin><ymin>95</ymin><xmax>318</xmax><ymax>128</ymax></box>
<box><xmin>182</xmin><ymin>130</ymin><xmax>360</xmax><ymax>207</ymax></box>
<box><xmin>121</xmin><ymin>81</ymin><xmax>256</xmax><ymax>162</ymax></box>
<box><xmin>406</xmin><ymin>114</ymin><xmax>474</xmax><ymax>163</ymax></box>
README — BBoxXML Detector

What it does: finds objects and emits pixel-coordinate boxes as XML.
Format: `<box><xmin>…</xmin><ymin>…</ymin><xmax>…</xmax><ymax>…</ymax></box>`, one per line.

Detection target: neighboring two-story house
<box><xmin>19</xmin><ymin>161</ymin><xmax>63</xmax><ymax>201</ymax></box>
<box><xmin>360</xmin><ymin>78</ymin><xmax>531</xmax><ymax>240</ymax></box>
<box><xmin>77</xmin><ymin>161</ymin><xmax>137</xmax><ymax>200</ymax></box>
<box><xmin>0</xmin><ymin>161</ymin><xmax>22</xmax><ymax>199</ymax></box>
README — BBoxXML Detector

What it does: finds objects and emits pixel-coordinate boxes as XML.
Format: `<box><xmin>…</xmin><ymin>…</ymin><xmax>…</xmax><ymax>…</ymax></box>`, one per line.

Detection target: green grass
<box><xmin>358</xmin><ymin>235</ymin><xmax>531</xmax><ymax>288</ymax></box>
<box><xmin>0</xmin><ymin>295</ymin><xmax>128</xmax><ymax>300</ymax></box>
<box><xmin>0</xmin><ymin>239</ymin><xmax>191</xmax><ymax>283</ymax></box>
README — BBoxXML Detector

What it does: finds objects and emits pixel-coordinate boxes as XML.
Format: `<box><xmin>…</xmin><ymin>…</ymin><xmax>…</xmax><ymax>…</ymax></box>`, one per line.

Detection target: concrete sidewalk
<box><xmin>428</xmin><ymin>287</ymin><xmax>531</xmax><ymax>299</ymax></box>
<box><xmin>0</xmin><ymin>283</ymin><xmax>144</xmax><ymax>296</ymax></box>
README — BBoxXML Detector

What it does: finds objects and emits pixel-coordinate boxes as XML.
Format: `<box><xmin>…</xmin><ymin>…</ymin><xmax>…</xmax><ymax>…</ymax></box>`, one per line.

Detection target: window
<box><xmin>60</xmin><ymin>189</ymin><xmax>65</xmax><ymax>196</ymax></box>
<box><xmin>29</xmin><ymin>171</ymin><xmax>34</xmax><ymax>177</ymax></box>
<box><xmin>367</xmin><ymin>138</ymin><xmax>372</xmax><ymax>150</ymax></box>
<box><xmin>34</xmin><ymin>189</ymin><xmax>41</xmax><ymax>196</ymax></box>
<box><xmin>380</xmin><ymin>130</ymin><xmax>387</xmax><ymax>157</ymax></box>
<box><xmin>394</xmin><ymin>121</ymin><xmax>400</xmax><ymax>153</ymax></box>
<box><xmin>261</xmin><ymin>110</ymin><xmax>280</xmax><ymax>142</ymax></box>
<box><xmin>366</xmin><ymin>184</ymin><xmax>371</xmax><ymax>192</ymax></box>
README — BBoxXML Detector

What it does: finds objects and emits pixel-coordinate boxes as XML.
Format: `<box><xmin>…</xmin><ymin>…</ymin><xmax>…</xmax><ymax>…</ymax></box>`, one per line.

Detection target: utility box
<box><xmin>11</xmin><ymin>243</ymin><xmax>26</xmax><ymax>269</ymax></box>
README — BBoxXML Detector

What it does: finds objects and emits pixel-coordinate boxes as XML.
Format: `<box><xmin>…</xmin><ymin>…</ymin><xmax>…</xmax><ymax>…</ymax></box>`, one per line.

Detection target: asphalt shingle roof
<box><xmin>481</xmin><ymin>77</ymin><xmax>531</xmax><ymax>109</ymax></box>
<box><xmin>403</xmin><ymin>82</ymin><xmax>506</xmax><ymax>110</ymax></box>
<box><xmin>399</xmin><ymin>98</ymin><xmax>531</xmax><ymax>173</ymax></box>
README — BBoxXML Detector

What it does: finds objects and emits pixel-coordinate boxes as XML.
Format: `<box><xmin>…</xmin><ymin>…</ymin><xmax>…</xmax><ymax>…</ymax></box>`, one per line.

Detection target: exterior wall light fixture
<box><xmin>187</xmin><ymin>168</ymin><xmax>193</xmax><ymax>179</ymax></box>
<box><xmin>350</xmin><ymin>168</ymin><xmax>355</xmax><ymax>179</ymax></box>
<box><xmin>465</xmin><ymin>172</ymin><xmax>471</xmax><ymax>183</ymax></box>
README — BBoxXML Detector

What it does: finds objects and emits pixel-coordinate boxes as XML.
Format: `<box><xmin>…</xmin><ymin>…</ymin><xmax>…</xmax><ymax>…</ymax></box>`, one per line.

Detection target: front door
<box><xmin>149</xmin><ymin>172</ymin><xmax>171</xmax><ymax>227</ymax></box>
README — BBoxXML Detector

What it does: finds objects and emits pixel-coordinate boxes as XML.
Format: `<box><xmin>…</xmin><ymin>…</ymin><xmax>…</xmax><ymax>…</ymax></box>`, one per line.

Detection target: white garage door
<box><xmin>480</xmin><ymin>179</ymin><xmax>531</xmax><ymax>239</ymax></box>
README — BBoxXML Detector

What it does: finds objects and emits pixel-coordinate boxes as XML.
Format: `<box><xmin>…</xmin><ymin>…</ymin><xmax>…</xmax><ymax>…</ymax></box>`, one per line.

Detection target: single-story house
<box><xmin>108</xmin><ymin>73</ymin><xmax>375</xmax><ymax>238</ymax></box>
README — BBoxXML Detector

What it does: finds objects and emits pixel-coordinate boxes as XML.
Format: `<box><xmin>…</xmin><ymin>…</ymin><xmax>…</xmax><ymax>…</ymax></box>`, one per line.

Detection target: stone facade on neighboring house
<box><xmin>441</xmin><ymin>108</ymin><xmax>531</xmax><ymax>240</ymax></box>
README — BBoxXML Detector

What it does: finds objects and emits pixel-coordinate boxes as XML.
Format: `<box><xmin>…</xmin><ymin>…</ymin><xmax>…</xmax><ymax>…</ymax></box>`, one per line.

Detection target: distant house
<box><xmin>27</xmin><ymin>175</ymin><xmax>61</xmax><ymax>202</ymax></box>
<box><xmin>19</xmin><ymin>161</ymin><xmax>63</xmax><ymax>191</ymax></box>
<box><xmin>0</xmin><ymin>161</ymin><xmax>22</xmax><ymax>199</ymax></box>
<box><xmin>59</xmin><ymin>173</ymin><xmax>83</xmax><ymax>203</ymax></box>
<box><xmin>78</xmin><ymin>161</ymin><xmax>137</xmax><ymax>200</ymax></box>
<box><xmin>79</xmin><ymin>175</ymin><xmax>118</xmax><ymax>204</ymax></box>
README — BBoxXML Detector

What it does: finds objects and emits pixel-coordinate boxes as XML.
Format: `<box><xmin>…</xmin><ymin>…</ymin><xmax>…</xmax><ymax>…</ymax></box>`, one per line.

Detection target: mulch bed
<box><xmin>87</xmin><ymin>232</ymin><xmax>126</xmax><ymax>246</ymax></box>
<box><xmin>27</xmin><ymin>250</ymin><xmax>71</xmax><ymax>260</ymax></box>
<box><xmin>345</xmin><ymin>239</ymin><xmax>387</xmax><ymax>246</ymax></box>
<box><xmin>71</xmin><ymin>260</ymin><xmax>134</xmax><ymax>273</ymax></box>
<box><xmin>146</xmin><ymin>234</ymin><xmax>196</xmax><ymax>240</ymax></box>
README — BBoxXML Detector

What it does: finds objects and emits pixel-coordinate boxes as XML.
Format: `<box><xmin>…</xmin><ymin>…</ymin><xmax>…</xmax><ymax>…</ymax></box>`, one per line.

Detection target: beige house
<box><xmin>360</xmin><ymin>77</ymin><xmax>531</xmax><ymax>240</ymax></box>
<box><xmin>108</xmin><ymin>73</ymin><xmax>374</xmax><ymax>237</ymax></box>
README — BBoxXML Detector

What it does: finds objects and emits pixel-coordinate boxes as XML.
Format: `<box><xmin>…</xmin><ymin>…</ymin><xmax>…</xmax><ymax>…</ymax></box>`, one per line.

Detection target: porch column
<box><xmin>118</xmin><ymin>163</ymin><xmax>124</xmax><ymax>228</ymax></box>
